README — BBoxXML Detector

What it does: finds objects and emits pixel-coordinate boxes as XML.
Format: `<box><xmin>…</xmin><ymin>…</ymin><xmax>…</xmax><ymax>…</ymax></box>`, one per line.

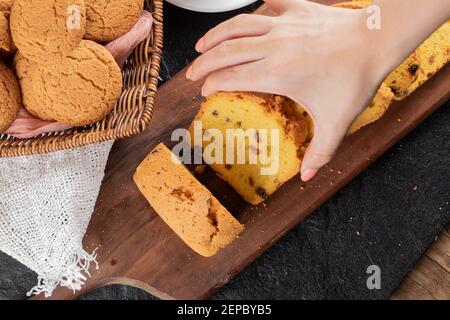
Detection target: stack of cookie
<box><xmin>0</xmin><ymin>0</ymin><xmax>144</xmax><ymax>134</ymax></box>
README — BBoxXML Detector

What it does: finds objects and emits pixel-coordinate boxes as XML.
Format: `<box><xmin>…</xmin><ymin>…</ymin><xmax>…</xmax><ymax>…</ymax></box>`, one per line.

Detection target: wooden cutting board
<box><xmin>41</xmin><ymin>1</ymin><xmax>450</xmax><ymax>300</ymax></box>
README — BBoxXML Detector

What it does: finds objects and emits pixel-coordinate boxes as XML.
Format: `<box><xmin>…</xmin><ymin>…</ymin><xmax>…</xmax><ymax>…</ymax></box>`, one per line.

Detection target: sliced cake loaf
<box><xmin>133</xmin><ymin>143</ymin><xmax>244</xmax><ymax>257</ymax></box>
<box><xmin>188</xmin><ymin>87</ymin><xmax>395</xmax><ymax>204</ymax></box>
<box><xmin>185</xmin><ymin>1</ymin><xmax>448</xmax><ymax>206</ymax></box>
<box><xmin>189</xmin><ymin>92</ymin><xmax>309</xmax><ymax>205</ymax></box>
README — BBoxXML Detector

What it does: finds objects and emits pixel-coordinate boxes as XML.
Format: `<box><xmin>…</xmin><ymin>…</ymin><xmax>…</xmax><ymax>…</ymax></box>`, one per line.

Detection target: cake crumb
<box><xmin>194</xmin><ymin>164</ymin><xmax>207</xmax><ymax>175</ymax></box>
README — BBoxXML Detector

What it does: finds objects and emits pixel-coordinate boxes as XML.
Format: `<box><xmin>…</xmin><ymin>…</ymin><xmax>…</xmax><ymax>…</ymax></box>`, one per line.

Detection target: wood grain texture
<box><xmin>39</xmin><ymin>1</ymin><xmax>450</xmax><ymax>300</ymax></box>
<box><xmin>391</xmin><ymin>222</ymin><xmax>450</xmax><ymax>300</ymax></box>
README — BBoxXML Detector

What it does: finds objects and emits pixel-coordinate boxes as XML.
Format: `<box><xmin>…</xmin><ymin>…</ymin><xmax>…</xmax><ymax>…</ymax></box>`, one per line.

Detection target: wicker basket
<box><xmin>0</xmin><ymin>0</ymin><xmax>163</xmax><ymax>157</ymax></box>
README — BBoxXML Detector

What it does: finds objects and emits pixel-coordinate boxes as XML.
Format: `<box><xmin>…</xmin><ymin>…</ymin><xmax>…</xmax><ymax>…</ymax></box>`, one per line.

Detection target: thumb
<box><xmin>300</xmin><ymin>122</ymin><xmax>347</xmax><ymax>182</ymax></box>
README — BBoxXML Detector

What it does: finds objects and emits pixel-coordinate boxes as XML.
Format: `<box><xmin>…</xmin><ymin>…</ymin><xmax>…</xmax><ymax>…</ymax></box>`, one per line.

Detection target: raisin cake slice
<box><xmin>134</xmin><ymin>143</ymin><xmax>244</xmax><ymax>257</ymax></box>
<box><xmin>189</xmin><ymin>92</ymin><xmax>309</xmax><ymax>205</ymax></box>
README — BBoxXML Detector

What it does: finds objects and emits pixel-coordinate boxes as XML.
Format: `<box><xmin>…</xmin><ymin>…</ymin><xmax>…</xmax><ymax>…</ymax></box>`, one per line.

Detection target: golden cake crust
<box><xmin>406</xmin><ymin>21</ymin><xmax>450</xmax><ymax>94</ymax></box>
<box><xmin>84</xmin><ymin>0</ymin><xmax>143</xmax><ymax>43</ymax></box>
<box><xmin>0</xmin><ymin>61</ymin><xmax>21</xmax><ymax>133</ymax></box>
<box><xmin>348</xmin><ymin>83</ymin><xmax>395</xmax><ymax>134</ymax></box>
<box><xmin>332</xmin><ymin>1</ymin><xmax>369</xmax><ymax>10</ymax></box>
<box><xmin>134</xmin><ymin>143</ymin><xmax>244</xmax><ymax>257</ymax></box>
<box><xmin>384</xmin><ymin>52</ymin><xmax>421</xmax><ymax>100</ymax></box>
<box><xmin>10</xmin><ymin>0</ymin><xmax>86</xmax><ymax>64</ymax></box>
<box><xmin>14</xmin><ymin>40</ymin><xmax>123</xmax><ymax>126</ymax></box>
<box><xmin>244</xmin><ymin>93</ymin><xmax>309</xmax><ymax>149</ymax></box>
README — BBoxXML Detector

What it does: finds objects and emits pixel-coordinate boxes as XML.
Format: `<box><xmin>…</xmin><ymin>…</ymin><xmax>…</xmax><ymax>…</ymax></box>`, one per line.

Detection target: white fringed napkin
<box><xmin>0</xmin><ymin>141</ymin><xmax>113</xmax><ymax>297</ymax></box>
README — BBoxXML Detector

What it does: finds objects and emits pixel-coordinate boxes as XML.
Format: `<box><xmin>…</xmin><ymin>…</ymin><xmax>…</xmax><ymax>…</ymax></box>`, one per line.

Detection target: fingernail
<box><xmin>186</xmin><ymin>66</ymin><xmax>193</xmax><ymax>79</ymax></box>
<box><xmin>301</xmin><ymin>169</ymin><xmax>317</xmax><ymax>182</ymax></box>
<box><xmin>195</xmin><ymin>38</ymin><xmax>204</xmax><ymax>52</ymax></box>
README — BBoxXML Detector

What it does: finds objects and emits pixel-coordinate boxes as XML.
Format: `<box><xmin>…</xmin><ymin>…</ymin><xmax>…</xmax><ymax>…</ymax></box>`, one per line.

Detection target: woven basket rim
<box><xmin>0</xmin><ymin>0</ymin><xmax>164</xmax><ymax>158</ymax></box>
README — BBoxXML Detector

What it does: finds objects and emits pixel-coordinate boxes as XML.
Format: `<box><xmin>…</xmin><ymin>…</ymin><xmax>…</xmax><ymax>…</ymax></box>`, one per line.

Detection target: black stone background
<box><xmin>0</xmin><ymin>2</ymin><xmax>449</xmax><ymax>300</ymax></box>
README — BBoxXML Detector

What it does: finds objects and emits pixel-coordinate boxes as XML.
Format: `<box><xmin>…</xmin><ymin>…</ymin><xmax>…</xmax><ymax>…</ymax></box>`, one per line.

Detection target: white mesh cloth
<box><xmin>0</xmin><ymin>141</ymin><xmax>114</xmax><ymax>297</ymax></box>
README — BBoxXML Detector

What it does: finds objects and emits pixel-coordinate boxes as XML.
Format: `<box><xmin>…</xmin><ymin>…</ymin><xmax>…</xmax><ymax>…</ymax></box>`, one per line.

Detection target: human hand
<box><xmin>186</xmin><ymin>0</ymin><xmax>396</xmax><ymax>181</ymax></box>
<box><xmin>5</xmin><ymin>11</ymin><xmax>153</xmax><ymax>139</ymax></box>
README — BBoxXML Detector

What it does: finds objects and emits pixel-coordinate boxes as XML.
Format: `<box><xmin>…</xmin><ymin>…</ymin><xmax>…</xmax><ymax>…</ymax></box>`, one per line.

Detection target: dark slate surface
<box><xmin>0</xmin><ymin>2</ymin><xmax>448</xmax><ymax>300</ymax></box>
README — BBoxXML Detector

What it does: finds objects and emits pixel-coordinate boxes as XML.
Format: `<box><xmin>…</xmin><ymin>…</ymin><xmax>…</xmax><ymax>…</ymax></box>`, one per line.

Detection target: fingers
<box><xmin>187</xmin><ymin>37</ymin><xmax>267</xmax><ymax>81</ymax></box>
<box><xmin>195</xmin><ymin>14</ymin><xmax>273</xmax><ymax>53</ymax></box>
<box><xmin>300</xmin><ymin>121</ymin><xmax>348</xmax><ymax>182</ymax></box>
<box><xmin>201</xmin><ymin>60</ymin><xmax>267</xmax><ymax>96</ymax></box>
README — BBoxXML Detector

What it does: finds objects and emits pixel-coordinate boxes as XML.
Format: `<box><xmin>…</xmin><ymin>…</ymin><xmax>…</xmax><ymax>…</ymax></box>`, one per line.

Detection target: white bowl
<box><xmin>165</xmin><ymin>0</ymin><xmax>258</xmax><ymax>13</ymax></box>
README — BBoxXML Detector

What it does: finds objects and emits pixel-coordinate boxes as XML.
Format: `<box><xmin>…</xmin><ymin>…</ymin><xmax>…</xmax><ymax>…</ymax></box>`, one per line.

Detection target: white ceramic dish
<box><xmin>165</xmin><ymin>0</ymin><xmax>258</xmax><ymax>13</ymax></box>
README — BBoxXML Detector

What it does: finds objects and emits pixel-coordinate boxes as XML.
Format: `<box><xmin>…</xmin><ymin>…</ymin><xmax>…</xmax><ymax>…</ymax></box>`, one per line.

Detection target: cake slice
<box><xmin>133</xmin><ymin>143</ymin><xmax>244</xmax><ymax>257</ymax></box>
<box><xmin>189</xmin><ymin>92</ymin><xmax>309</xmax><ymax>205</ymax></box>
